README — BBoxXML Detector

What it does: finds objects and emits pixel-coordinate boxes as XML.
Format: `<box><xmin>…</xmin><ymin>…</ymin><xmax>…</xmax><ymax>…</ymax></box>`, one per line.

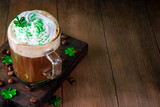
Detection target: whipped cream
<box><xmin>13</xmin><ymin>11</ymin><xmax>57</xmax><ymax>45</ymax></box>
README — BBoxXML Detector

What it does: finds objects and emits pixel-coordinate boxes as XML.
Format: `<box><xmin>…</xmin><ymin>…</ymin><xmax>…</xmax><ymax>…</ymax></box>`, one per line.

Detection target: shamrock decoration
<box><xmin>48</xmin><ymin>95</ymin><xmax>61</xmax><ymax>106</ymax></box>
<box><xmin>1</xmin><ymin>87</ymin><xmax>17</xmax><ymax>99</ymax></box>
<box><xmin>65</xmin><ymin>47</ymin><xmax>75</xmax><ymax>56</ymax></box>
<box><xmin>24</xmin><ymin>74</ymin><xmax>29</xmax><ymax>79</ymax></box>
<box><xmin>14</xmin><ymin>16</ymin><xmax>27</xmax><ymax>28</ymax></box>
<box><xmin>1</xmin><ymin>55</ymin><xmax>12</xmax><ymax>63</ymax></box>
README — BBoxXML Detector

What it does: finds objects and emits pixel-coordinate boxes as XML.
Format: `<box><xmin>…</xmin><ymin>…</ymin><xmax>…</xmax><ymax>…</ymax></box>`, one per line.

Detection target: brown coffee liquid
<box><xmin>10</xmin><ymin>47</ymin><xmax>60</xmax><ymax>83</ymax></box>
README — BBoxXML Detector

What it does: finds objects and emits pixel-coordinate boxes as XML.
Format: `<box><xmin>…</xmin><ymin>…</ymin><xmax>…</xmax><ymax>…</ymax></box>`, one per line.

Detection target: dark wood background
<box><xmin>0</xmin><ymin>0</ymin><xmax>160</xmax><ymax>106</ymax></box>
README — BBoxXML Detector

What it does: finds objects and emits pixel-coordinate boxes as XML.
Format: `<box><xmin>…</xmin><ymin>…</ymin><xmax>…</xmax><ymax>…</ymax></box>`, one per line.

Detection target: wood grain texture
<box><xmin>0</xmin><ymin>0</ymin><xmax>9</xmax><ymax>46</ymax></box>
<box><xmin>58</xmin><ymin>0</ymin><xmax>118</xmax><ymax>106</ymax></box>
<box><xmin>145</xmin><ymin>0</ymin><xmax>160</xmax><ymax>49</ymax></box>
<box><xmin>101</xmin><ymin>0</ymin><xmax>160</xmax><ymax>107</ymax></box>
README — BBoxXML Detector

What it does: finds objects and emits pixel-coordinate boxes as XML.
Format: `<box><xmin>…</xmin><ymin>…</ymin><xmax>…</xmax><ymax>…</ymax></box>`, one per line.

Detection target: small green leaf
<box><xmin>1</xmin><ymin>89</ymin><xmax>7</xmax><ymax>96</ymax></box>
<box><xmin>1</xmin><ymin>87</ymin><xmax>17</xmax><ymax>99</ymax></box>
<box><xmin>1</xmin><ymin>57</ymin><xmax>5</xmax><ymax>59</ymax></box>
<box><xmin>48</xmin><ymin>95</ymin><xmax>61</xmax><ymax>106</ymax></box>
<box><xmin>1</xmin><ymin>55</ymin><xmax>12</xmax><ymax>63</ymax></box>
<box><xmin>54</xmin><ymin>101</ymin><xmax>60</xmax><ymax>106</ymax></box>
<box><xmin>10</xmin><ymin>89</ymin><xmax>17</xmax><ymax>95</ymax></box>
<box><xmin>65</xmin><ymin>47</ymin><xmax>75</xmax><ymax>56</ymax></box>
<box><xmin>2</xmin><ymin>60</ymin><xmax>6</xmax><ymax>63</ymax></box>
<box><xmin>57</xmin><ymin>97</ymin><xmax>61</xmax><ymax>100</ymax></box>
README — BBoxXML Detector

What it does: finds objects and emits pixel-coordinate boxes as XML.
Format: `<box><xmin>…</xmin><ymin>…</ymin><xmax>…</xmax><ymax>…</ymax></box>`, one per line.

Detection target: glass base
<box><xmin>13</xmin><ymin>71</ymin><xmax>50</xmax><ymax>88</ymax></box>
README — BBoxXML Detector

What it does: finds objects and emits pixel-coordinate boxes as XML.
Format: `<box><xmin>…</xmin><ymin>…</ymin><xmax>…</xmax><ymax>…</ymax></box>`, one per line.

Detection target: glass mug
<box><xmin>7</xmin><ymin>10</ymin><xmax>62</xmax><ymax>86</ymax></box>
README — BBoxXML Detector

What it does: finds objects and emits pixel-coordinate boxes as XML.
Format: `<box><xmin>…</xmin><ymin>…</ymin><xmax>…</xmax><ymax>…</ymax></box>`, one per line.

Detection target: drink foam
<box><xmin>7</xmin><ymin>10</ymin><xmax>60</xmax><ymax>58</ymax></box>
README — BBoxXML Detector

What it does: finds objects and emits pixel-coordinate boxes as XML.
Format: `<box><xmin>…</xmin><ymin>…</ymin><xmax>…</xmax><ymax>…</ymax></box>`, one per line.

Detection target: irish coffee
<box><xmin>7</xmin><ymin>10</ymin><xmax>61</xmax><ymax>83</ymax></box>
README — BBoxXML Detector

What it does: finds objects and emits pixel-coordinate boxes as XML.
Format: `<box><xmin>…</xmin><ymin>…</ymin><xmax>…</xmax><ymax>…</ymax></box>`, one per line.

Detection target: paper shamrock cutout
<box><xmin>48</xmin><ymin>95</ymin><xmax>61</xmax><ymax>106</ymax></box>
<box><xmin>1</xmin><ymin>55</ymin><xmax>12</xmax><ymax>63</ymax></box>
<box><xmin>1</xmin><ymin>87</ymin><xmax>17</xmax><ymax>99</ymax></box>
<box><xmin>14</xmin><ymin>16</ymin><xmax>27</xmax><ymax>28</ymax></box>
<box><xmin>65</xmin><ymin>47</ymin><xmax>75</xmax><ymax>56</ymax></box>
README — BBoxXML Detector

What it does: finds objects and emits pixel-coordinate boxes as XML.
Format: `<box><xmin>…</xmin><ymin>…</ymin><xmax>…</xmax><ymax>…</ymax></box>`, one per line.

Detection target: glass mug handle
<box><xmin>43</xmin><ymin>48</ymin><xmax>62</xmax><ymax>79</ymax></box>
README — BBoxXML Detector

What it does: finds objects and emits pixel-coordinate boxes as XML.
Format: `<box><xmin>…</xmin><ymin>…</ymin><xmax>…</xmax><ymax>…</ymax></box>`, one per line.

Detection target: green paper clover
<box><xmin>1</xmin><ymin>55</ymin><xmax>12</xmax><ymax>63</ymax></box>
<box><xmin>14</xmin><ymin>16</ymin><xmax>27</xmax><ymax>28</ymax></box>
<box><xmin>1</xmin><ymin>87</ymin><xmax>17</xmax><ymax>99</ymax></box>
<box><xmin>65</xmin><ymin>47</ymin><xmax>75</xmax><ymax>56</ymax></box>
<box><xmin>48</xmin><ymin>95</ymin><xmax>61</xmax><ymax>106</ymax></box>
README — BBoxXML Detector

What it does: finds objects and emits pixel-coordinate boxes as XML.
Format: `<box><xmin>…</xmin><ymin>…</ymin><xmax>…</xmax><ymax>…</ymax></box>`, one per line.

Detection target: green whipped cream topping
<box><xmin>13</xmin><ymin>11</ymin><xmax>56</xmax><ymax>45</ymax></box>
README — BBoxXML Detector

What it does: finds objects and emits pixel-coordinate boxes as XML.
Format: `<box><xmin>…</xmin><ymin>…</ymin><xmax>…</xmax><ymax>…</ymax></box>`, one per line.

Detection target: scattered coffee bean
<box><xmin>25</xmin><ymin>86</ymin><xmax>31</xmax><ymax>91</ymax></box>
<box><xmin>8</xmin><ymin>78</ymin><xmax>14</xmax><ymax>84</ymax></box>
<box><xmin>5</xmin><ymin>63</ymin><xmax>12</xmax><ymax>66</ymax></box>
<box><xmin>8</xmin><ymin>71</ymin><xmax>14</xmax><ymax>76</ymax></box>
<box><xmin>30</xmin><ymin>98</ymin><xmax>37</xmax><ymax>103</ymax></box>
<box><xmin>61</xmin><ymin>34</ymin><xmax>68</xmax><ymax>39</ymax></box>
<box><xmin>61</xmin><ymin>56</ymin><xmax>66</xmax><ymax>62</ymax></box>
<box><xmin>6</xmin><ymin>50</ymin><xmax>10</xmax><ymax>55</ymax></box>
<box><xmin>70</xmin><ymin>80</ymin><xmax>76</xmax><ymax>85</ymax></box>
<box><xmin>73</xmin><ymin>49</ymin><xmax>78</xmax><ymax>54</ymax></box>
<box><xmin>62</xmin><ymin>40</ymin><xmax>67</xmax><ymax>45</ymax></box>
<box><xmin>0</xmin><ymin>80</ymin><xmax>3</xmax><ymax>86</ymax></box>
<box><xmin>8</xmin><ymin>66</ymin><xmax>13</xmax><ymax>71</ymax></box>
<box><xmin>67</xmin><ymin>77</ymin><xmax>74</xmax><ymax>82</ymax></box>
<box><xmin>1</xmin><ymin>49</ymin><xmax>7</xmax><ymax>54</ymax></box>
<box><xmin>67</xmin><ymin>77</ymin><xmax>76</xmax><ymax>85</ymax></box>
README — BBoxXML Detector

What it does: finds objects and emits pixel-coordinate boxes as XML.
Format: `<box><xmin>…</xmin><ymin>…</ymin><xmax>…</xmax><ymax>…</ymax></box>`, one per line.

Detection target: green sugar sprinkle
<box><xmin>29</xmin><ymin>13</ymin><xmax>36</xmax><ymax>22</ymax></box>
<box><xmin>39</xmin><ymin>43</ymin><xmax>42</xmax><ymax>45</ymax></box>
<box><xmin>14</xmin><ymin>12</ymin><xmax>52</xmax><ymax>46</ymax></box>
<box><xmin>34</xmin><ymin>19</ymin><xmax>45</xmax><ymax>34</ymax></box>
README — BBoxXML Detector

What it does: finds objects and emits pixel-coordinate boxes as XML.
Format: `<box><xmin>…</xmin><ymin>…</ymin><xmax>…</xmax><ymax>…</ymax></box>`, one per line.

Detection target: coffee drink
<box><xmin>7</xmin><ymin>10</ymin><xmax>61</xmax><ymax>83</ymax></box>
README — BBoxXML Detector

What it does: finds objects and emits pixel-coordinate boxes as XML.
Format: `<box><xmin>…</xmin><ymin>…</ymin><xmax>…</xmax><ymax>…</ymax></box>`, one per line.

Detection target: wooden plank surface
<box><xmin>58</xmin><ymin>0</ymin><xmax>118</xmax><ymax>106</ymax></box>
<box><xmin>101</xmin><ymin>0</ymin><xmax>160</xmax><ymax>107</ymax></box>
<box><xmin>0</xmin><ymin>0</ymin><xmax>160</xmax><ymax>107</ymax></box>
<box><xmin>145</xmin><ymin>0</ymin><xmax>160</xmax><ymax>48</ymax></box>
<box><xmin>0</xmin><ymin>0</ymin><xmax>9</xmax><ymax>46</ymax></box>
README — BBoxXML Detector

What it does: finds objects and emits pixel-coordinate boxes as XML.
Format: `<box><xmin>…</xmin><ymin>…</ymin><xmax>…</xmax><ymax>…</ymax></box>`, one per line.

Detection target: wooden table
<box><xmin>0</xmin><ymin>0</ymin><xmax>160</xmax><ymax>106</ymax></box>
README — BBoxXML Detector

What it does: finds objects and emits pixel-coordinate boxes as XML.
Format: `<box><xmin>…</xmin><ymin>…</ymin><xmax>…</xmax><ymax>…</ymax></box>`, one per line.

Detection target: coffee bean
<box><xmin>8</xmin><ymin>71</ymin><xmax>14</xmax><ymax>76</ymax></box>
<box><xmin>30</xmin><ymin>98</ymin><xmax>37</xmax><ymax>103</ymax></box>
<box><xmin>0</xmin><ymin>80</ymin><xmax>3</xmax><ymax>86</ymax></box>
<box><xmin>8</xmin><ymin>66</ymin><xmax>13</xmax><ymax>71</ymax></box>
<box><xmin>67</xmin><ymin>77</ymin><xmax>74</xmax><ymax>82</ymax></box>
<box><xmin>62</xmin><ymin>40</ymin><xmax>67</xmax><ymax>45</ymax></box>
<box><xmin>6</xmin><ymin>50</ymin><xmax>10</xmax><ymax>55</ymax></box>
<box><xmin>8</xmin><ymin>78</ymin><xmax>14</xmax><ymax>84</ymax></box>
<box><xmin>71</xmin><ymin>80</ymin><xmax>76</xmax><ymax>85</ymax></box>
<box><xmin>67</xmin><ymin>77</ymin><xmax>76</xmax><ymax>85</ymax></box>
<box><xmin>5</xmin><ymin>63</ymin><xmax>12</xmax><ymax>66</ymax></box>
<box><xmin>61</xmin><ymin>34</ymin><xmax>68</xmax><ymax>39</ymax></box>
<box><xmin>1</xmin><ymin>49</ymin><xmax>7</xmax><ymax>54</ymax></box>
<box><xmin>73</xmin><ymin>49</ymin><xmax>78</xmax><ymax>54</ymax></box>
<box><xmin>25</xmin><ymin>86</ymin><xmax>32</xmax><ymax>91</ymax></box>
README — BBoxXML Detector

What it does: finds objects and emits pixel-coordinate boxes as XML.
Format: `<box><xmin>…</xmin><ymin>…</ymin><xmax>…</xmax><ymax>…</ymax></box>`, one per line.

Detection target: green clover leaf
<box><xmin>1</xmin><ymin>55</ymin><xmax>12</xmax><ymax>63</ymax></box>
<box><xmin>14</xmin><ymin>16</ymin><xmax>28</xmax><ymax>28</ymax></box>
<box><xmin>65</xmin><ymin>47</ymin><xmax>75</xmax><ymax>56</ymax></box>
<box><xmin>1</xmin><ymin>87</ymin><xmax>17</xmax><ymax>99</ymax></box>
<box><xmin>48</xmin><ymin>95</ymin><xmax>61</xmax><ymax>106</ymax></box>
<box><xmin>24</xmin><ymin>74</ymin><xmax>29</xmax><ymax>79</ymax></box>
